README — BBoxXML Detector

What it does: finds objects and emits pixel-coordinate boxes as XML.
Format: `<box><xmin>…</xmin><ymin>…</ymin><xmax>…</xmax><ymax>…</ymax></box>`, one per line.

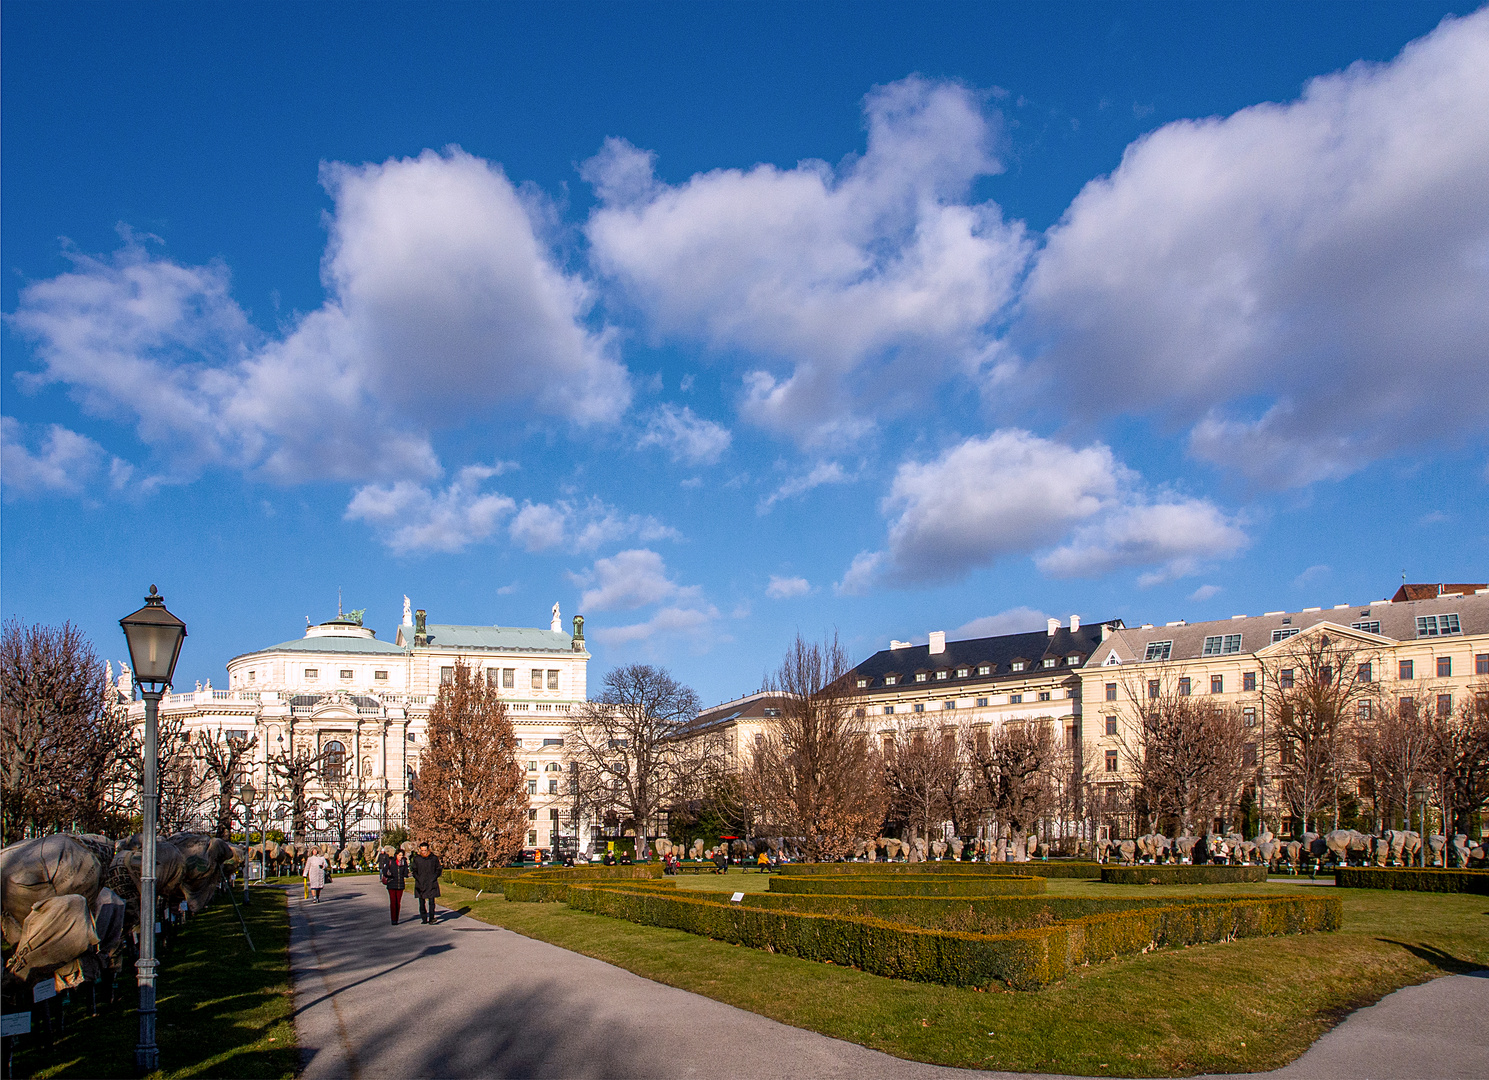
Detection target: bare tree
<box><xmin>755</xmin><ymin>634</ymin><xmax>885</xmax><ymax>861</ymax></box>
<box><xmin>319</xmin><ymin>773</ymin><xmax>372</xmax><ymax>851</ymax></box>
<box><xmin>967</xmin><ymin>720</ymin><xmax>1057</xmax><ymax>858</ymax></box>
<box><xmin>1358</xmin><ymin>696</ymin><xmax>1440</xmax><ymax>833</ymax></box>
<box><xmin>1440</xmin><ymin>683</ymin><xmax>1489</xmax><ymax>840</ymax></box>
<box><xmin>269</xmin><ymin>741</ymin><xmax>323</xmax><ymax>845</ymax></box>
<box><xmin>883</xmin><ymin>728</ymin><xmax>954</xmax><ymax>849</ymax></box>
<box><xmin>409</xmin><ymin>659</ymin><xmax>526</xmax><ymax>867</ymax></box>
<box><xmin>1263</xmin><ymin>633</ymin><xmax>1377</xmax><ymax>834</ymax></box>
<box><xmin>696</xmin><ymin>728</ymin><xmax>772</xmax><ymax>843</ymax></box>
<box><xmin>154</xmin><ymin>709</ymin><xmax>204</xmax><ymax>835</ymax></box>
<box><xmin>566</xmin><ymin>664</ymin><xmax>702</xmax><ymax>858</ymax></box>
<box><xmin>192</xmin><ymin>729</ymin><xmax>259</xmax><ymax>838</ymax></box>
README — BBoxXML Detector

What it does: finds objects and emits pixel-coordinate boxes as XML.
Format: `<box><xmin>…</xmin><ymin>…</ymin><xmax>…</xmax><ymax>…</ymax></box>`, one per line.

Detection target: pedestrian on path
<box><xmin>305</xmin><ymin>847</ymin><xmax>331</xmax><ymax>903</ymax></box>
<box><xmin>410</xmin><ymin>841</ymin><xmax>443</xmax><ymax>924</ymax></box>
<box><xmin>381</xmin><ymin>847</ymin><xmax>409</xmax><ymax>924</ymax></box>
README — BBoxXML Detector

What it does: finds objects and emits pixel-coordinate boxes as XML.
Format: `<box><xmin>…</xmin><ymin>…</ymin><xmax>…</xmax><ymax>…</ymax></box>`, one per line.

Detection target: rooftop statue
<box><xmin>551</xmin><ymin>602</ymin><xmax>562</xmax><ymax>633</ymax></box>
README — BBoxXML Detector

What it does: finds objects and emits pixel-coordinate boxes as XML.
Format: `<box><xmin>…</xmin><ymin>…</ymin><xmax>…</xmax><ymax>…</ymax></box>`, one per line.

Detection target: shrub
<box><xmin>1335</xmin><ymin>867</ymin><xmax>1489</xmax><ymax>894</ymax></box>
<box><xmin>566</xmin><ymin>883</ymin><xmax>1339</xmax><ymax>989</ymax></box>
<box><xmin>1101</xmin><ymin>865</ymin><xmax>1267</xmax><ymax>885</ymax></box>
<box><xmin>740</xmin><ymin>892</ymin><xmax>1240</xmax><ymax>932</ymax></box>
<box><xmin>780</xmin><ymin>860</ymin><xmax>1101</xmax><ymax>878</ymax></box>
<box><xmin>505</xmin><ymin>865</ymin><xmax>667</xmax><ymax>902</ymax></box>
<box><xmin>443</xmin><ymin>862</ymin><xmax>663</xmax><ymax>897</ymax></box>
<box><xmin>768</xmin><ymin>874</ymin><xmax>1045</xmax><ymax>897</ymax></box>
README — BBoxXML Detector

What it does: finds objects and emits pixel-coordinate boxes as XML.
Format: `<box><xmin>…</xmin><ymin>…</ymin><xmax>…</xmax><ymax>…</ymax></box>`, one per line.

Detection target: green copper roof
<box><xmin>418</xmin><ymin>624</ymin><xmax>576</xmax><ymax>652</ymax></box>
<box><xmin>234</xmin><ymin>636</ymin><xmax>409</xmax><ymax>659</ymax></box>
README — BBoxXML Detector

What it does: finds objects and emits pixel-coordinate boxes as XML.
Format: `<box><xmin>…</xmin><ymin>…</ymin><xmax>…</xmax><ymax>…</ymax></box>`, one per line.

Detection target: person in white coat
<box><xmin>305</xmin><ymin>848</ymin><xmax>331</xmax><ymax>903</ymax></box>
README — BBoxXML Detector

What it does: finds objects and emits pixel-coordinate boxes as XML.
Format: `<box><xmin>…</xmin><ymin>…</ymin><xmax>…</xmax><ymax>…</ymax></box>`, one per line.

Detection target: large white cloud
<box><xmin>9</xmin><ymin>149</ymin><xmax>630</xmax><ymax>485</ymax></box>
<box><xmin>0</xmin><ymin>417</ymin><xmax>133</xmax><ymax>498</ymax></box>
<box><xmin>1022</xmin><ymin>10</ymin><xmax>1489</xmax><ymax>486</ymax></box>
<box><xmin>585</xmin><ymin>77</ymin><xmax>1029</xmax><ymax>445</ymax></box>
<box><xmin>838</xmin><ymin>429</ymin><xmax>1246</xmax><ymax>591</ymax></box>
<box><xmin>344</xmin><ymin>464</ymin><xmax>517</xmax><ymax>554</ymax></box>
<box><xmin>573</xmin><ymin>548</ymin><xmax>700</xmax><ymax>612</ymax></box>
<box><xmin>636</xmin><ymin>404</ymin><xmax>731</xmax><ymax>464</ymax></box>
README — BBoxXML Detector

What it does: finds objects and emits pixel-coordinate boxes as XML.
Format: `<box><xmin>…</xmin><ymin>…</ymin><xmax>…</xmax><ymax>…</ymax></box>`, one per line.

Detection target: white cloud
<box><xmin>344</xmin><ymin>464</ymin><xmax>516</xmax><ymax>554</ymax></box>
<box><xmin>765</xmin><ymin>575</ymin><xmax>811</xmax><ymax>599</ymax></box>
<box><xmin>1023</xmin><ymin>10</ymin><xmax>1489</xmax><ymax>486</ymax></box>
<box><xmin>8</xmin><ymin>148</ymin><xmax>630</xmax><ymax>486</ymax></box>
<box><xmin>510</xmin><ymin>498</ymin><xmax>679</xmax><ymax>553</ymax></box>
<box><xmin>1036</xmin><ymin>499</ymin><xmax>1249</xmax><ymax>585</ymax></box>
<box><xmin>0</xmin><ymin>417</ymin><xmax>133</xmax><ymax>498</ymax></box>
<box><xmin>509</xmin><ymin>502</ymin><xmax>569</xmax><ymax>551</ymax></box>
<box><xmin>1189</xmin><ymin>584</ymin><xmax>1224</xmax><ymax>602</ymax></box>
<box><xmin>1293</xmin><ymin>564</ymin><xmax>1331</xmax><ymax>589</ymax></box>
<box><xmin>953</xmin><ymin>607</ymin><xmax>1053</xmax><ymax>639</ymax></box>
<box><xmin>637</xmin><ymin>404</ymin><xmax>731</xmax><ymax>464</ymax></box>
<box><xmin>592</xmin><ymin>603</ymin><xmax>720</xmax><ymax>646</ymax></box>
<box><xmin>572</xmin><ymin>548</ymin><xmax>700</xmax><ymax>612</ymax></box>
<box><xmin>834</xmin><ymin>550</ymin><xmax>886</xmax><ymax>597</ymax></box>
<box><xmin>585</xmin><ymin>77</ymin><xmax>1030</xmax><ymax>445</ymax></box>
<box><xmin>758</xmin><ymin>460</ymin><xmax>852</xmax><ymax>513</ymax></box>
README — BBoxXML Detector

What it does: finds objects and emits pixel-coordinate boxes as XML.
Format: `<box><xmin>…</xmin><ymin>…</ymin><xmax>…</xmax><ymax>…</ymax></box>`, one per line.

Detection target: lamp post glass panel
<box><xmin>120</xmin><ymin>585</ymin><xmax>186</xmax><ymax>1074</ymax></box>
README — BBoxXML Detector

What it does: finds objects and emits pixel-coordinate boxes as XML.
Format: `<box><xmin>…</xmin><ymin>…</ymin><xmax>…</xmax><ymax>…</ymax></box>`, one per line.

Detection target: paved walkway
<box><xmin>289</xmin><ymin>880</ymin><xmax>1488</xmax><ymax>1080</ymax></box>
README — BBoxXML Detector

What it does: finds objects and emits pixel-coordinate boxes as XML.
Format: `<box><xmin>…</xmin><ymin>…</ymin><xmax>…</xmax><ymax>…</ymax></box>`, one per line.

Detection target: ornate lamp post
<box><xmin>120</xmin><ymin>585</ymin><xmax>186</xmax><ymax>1074</ymax></box>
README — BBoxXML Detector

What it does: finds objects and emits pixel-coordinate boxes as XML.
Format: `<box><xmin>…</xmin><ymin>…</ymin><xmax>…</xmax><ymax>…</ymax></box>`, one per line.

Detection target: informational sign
<box><xmin>32</xmin><ymin>981</ymin><xmax>56</xmax><ymax>1003</ymax></box>
<box><xmin>1</xmin><ymin>1012</ymin><xmax>32</xmax><ymax>1036</ymax></box>
<box><xmin>730</xmin><ymin>892</ymin><xmax>745</xmax><ymax>903</ymax></box>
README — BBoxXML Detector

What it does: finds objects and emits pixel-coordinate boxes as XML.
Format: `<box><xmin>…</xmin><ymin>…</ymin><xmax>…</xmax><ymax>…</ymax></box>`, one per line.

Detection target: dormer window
<box><xmin>1043</xmin><ymin>658</ymin><xmax>1057</xmax><ymax>668</ymax></box>
<box><xmin>1143</xmin><ymin>641</ymin><xmax>1173</xmax><ymax>661</ymax></box>
<box><xmin>977</xmin><ymin>664</ymin><xmax>991</xmax><ymax>675</ymax></box>
<box><xmin>857</xmin><ymin>678</ymin><xmax>868</xmax><ymax>688</ymax></box>
<box><xmin>956</xmin><ymin>667</ymin><xmax>969</xmax><ymax>677</ymax></box>
<box><xmin>1066</xmin><ymin>654</ymin><xmax>1082</xmax><ymax>665</ymax></box>
<box><xmin>1011</xmin><ymin>661</ymin><xmax>1026</xmax><ymax>672</ymax></box>
<box><xmin>934</xmin><ymin>670</ymin><xmax>949</xmax><ymax>681</ymax></box>
<box><xmin>915</xmin><ymin>672</ymin><xmax>928</xmax><ymax>683</ymax></box>
<box><xmin>884</xmin><ymin>675</ymin><xmax>897</xmax><ymax>686</ymax></box>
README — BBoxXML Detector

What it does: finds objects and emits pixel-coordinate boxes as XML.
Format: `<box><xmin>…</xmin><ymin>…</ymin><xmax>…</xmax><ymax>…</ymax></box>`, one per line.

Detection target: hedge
<box><xmin>443</xmin><ymin>863</ymin><xmax>663</xmax><ymax>897</ymax></box>
<box><xmin>1335</xmin><ymin>867</ymin><xmax>1489</xmax><ymax>894</ymax></box>
<box><xmin>768</xmin><ymin>874</ymin><xmax>1045</xmax><ymax>897</ymax></box>
<box><xmin>1102</xmin><ymin>865</ymin><xmax>1268</xmax><ymax>885</ymax></box>
<box><xmin>780</xmin><ymin>860</ymin><xmax>1102</xmax><ymax>878</ymax></box>
<box><xmin>566</xmin><ymin>883</ymin><xmax>1340</xmax><ymax>990</ymax></box>
<box><xmin>505</xmin><ymin>866</ymin><xmax>667</xmax><ymax>902</ymax></box>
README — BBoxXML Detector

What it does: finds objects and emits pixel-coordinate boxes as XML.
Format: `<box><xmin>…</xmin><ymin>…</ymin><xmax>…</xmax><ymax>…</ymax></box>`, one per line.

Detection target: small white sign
<box><xmin>2</xmin><ymin>1012</ymin><xmax>32</xmax><ymax>1036</ymax></box>
<box><xmin>730</xmin><ymin>891</ymin><xmax>745</xmax><ymax>903</ymax></box>
<box><xmin>32</xmin><ymin>981</ymin><xmax>56</xmax><ymax>1003</ymax></box>
<box><xmin>179</xmin><ymin>901</ymin><xmax>188</xmax><ymax>913</ymax></box>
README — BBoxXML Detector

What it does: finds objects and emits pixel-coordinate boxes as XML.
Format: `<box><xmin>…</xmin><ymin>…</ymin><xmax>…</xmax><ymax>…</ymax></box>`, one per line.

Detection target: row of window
<box><xmin>435</xmin><ymin>666</ymin><xmax>562</xmax><ymax>690</ymax></box>
<box><xmin>865</xmin><ymin>654</ymin><xmax>1085</xmax><ymax>687</ymax></box>
<box><xmin>291</xmin><ymin>667</ymin><xmax>392</xmax><ymax>682</ymax></box>
<box><xmin>862</xmin><ymin>690</ymin><xmax>1063</xmax><ymax>716</ymax></box>
<box><xmin>1139</xmin><ymin>613</ymin><xmax>1466</xmax><ymax>664</ymax></box>
<box><xmin>1115</xmin><ymin>653</ymin><xmax>1487</xmax><ymax>700</ymax></box>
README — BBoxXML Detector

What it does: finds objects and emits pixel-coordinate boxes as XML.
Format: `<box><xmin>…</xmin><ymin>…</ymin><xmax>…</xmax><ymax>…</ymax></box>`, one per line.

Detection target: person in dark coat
<box><xmin>381</xmin><ymin>848</ymin><xmax>409</xmax><ymax>925</ymax></box>
<box><xmin>409</xmin><ymin>841</ymin><xmax>443</xmax><ymax>924</ymax></box>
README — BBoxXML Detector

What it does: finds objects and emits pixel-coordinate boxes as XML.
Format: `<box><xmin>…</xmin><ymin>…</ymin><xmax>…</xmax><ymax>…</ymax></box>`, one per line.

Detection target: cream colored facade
<box><xmin>125</xmin><ymin>602</ymin><xmax>589</xmax><ymax>849</ymax></box>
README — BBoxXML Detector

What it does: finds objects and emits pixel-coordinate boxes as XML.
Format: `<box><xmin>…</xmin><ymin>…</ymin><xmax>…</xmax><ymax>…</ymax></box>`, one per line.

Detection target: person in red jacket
<box><xmin>380</xmin><ymin>848</ymin><xmax>409</xmax><ymax>925</ymax></box>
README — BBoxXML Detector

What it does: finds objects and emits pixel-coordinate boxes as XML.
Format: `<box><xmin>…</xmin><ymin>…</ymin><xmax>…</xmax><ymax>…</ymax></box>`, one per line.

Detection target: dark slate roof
<box><xmin>848</xmin><ymin>621</ymin><xmax>1121</xmax><ymax>692</ymax></box>
<box><xmin>678</xmin><ymin>692</ymin><xmax>784</xmax><ymax>738</ymax></box>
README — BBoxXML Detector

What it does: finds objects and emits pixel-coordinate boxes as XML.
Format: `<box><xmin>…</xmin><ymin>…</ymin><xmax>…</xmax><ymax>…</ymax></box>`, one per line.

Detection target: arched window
<box><xmin>545</xmin><ymin>761</ymin><xmax>562</xmax><ymax>772</ymax></box>
<box><xmin>322</xmin><ymin>740</ymin><xmax>346</xmax><ymax>783</ymax></box>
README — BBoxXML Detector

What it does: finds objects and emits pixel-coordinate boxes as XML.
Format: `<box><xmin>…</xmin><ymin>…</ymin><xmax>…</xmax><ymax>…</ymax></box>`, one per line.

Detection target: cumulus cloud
<box><xmin>8</xmin><ymin>148</ymin><xmax>630</xmax><ymax>486</ymax></box>
<box><xmin>0</xmin><ymin>417</ymin><xmax>134</xmax><ymax>498</ymax></box>
<box><xmin>593</xmin><ymin>604</ymin><xmax>720</xmax><ymax>646</ymax></box>
<box><xmin>1022</xmin><ymin>10</ymin><xmax>1489</xmax><ymax>486</ymax></box>
<box><xmin>637</xmin><ymin>404</ymin><xmax>731</xmax><ymax>464</ymax></box>
<box><xmin>841</xmin><ymin>429</ymin><xmax>1245</xmax><ymax>591</ymax></box>
<box><xmin>344</xmin><ymin>463</ymin><xmax>516</xmax><ymax>554</ymax></box>
<box><xmin>765</xmin><ymin>575</ymin><xmax>811</xmax><ymax>599</ymax></box>
<box><xmin>1189</xmin><ymin>584</ymin><xmax>1224</xmax><ymax>602</ymax></box>
<box><xmin>572</xmin><ymin>548</ymin><xmax>700</xmax><ymax>612</ymax></box>
<box><xmin>953</xmin><ymin>607</ymin><xmax>1053</xmax><ymax>639</ymax></box>
<box><xmin>510</xmin><ymin>498</ymin><xmax>679</xmax><ymax>553</ymax></box>
<box><xmin>585</xmin><ymin>77</ymin><xmax>1030</xmax><ymax>445</ymax></box>
<box><xmin>758</xmin><ymin>460</ymin><xmax>853</xmax><ymax>513</ymax></box>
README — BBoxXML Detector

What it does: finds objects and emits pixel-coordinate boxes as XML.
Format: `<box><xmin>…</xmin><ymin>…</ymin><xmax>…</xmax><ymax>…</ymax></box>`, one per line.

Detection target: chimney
<box><xmin>1102</xmin><ymin>623</ymin><xmax>1113</xmax><ymax>641</ymax></box>
<box><xmin>928</xmin><ymin>631</ymin><xmax>946</xmax><ymax>655</ymax></box>
<box><xmin>572</xmin><ymin>614</ymin><xmax>585</xmax><ymax>651</ymax></box>
<box><xmin>1047</xmin><ymin>617</ymin><xmax>1060</xmax><ymax>636</ymax></box>
<box><xmin>890</xmin><ymin>639</ymin><xmax>912</xmax><ymax>650</ymax></box>
<box><xmin>1070</xmin><ymin>614</ymin><xmax>1080</xmax><ymax>633</ymax></box>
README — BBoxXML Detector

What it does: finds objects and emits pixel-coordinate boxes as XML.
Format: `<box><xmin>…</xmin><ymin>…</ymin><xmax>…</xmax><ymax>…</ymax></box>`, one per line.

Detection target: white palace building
<box><xmin>125</xmin><ymin>599</ymin><xmax>589</xmax><ymax>850</ymax></box>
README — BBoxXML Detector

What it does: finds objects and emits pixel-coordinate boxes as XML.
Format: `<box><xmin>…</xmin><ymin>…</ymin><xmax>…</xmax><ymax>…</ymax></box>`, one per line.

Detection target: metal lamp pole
<box><xmin>120</xmin><ymin>585</ymin><xmax>186</xmax><ymax>1076</ymax></box>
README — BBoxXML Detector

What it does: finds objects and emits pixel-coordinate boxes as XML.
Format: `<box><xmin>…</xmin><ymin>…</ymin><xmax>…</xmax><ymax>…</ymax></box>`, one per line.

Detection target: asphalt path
<box><xmin>288</xmin><ymin>878</ymin><xmax>1488</xmax><ymax>1080</ymax></box>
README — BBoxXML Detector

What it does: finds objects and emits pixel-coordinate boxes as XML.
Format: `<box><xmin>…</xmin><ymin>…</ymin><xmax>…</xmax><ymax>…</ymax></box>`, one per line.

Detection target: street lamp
<box><xmin>120</xmin><ymin>584</ymin><xmax>186</xmax><ymax>1075</ymax></box>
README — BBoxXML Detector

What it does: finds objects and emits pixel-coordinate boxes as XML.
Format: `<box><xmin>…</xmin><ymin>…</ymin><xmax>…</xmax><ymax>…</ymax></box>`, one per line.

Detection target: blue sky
<box><xmin>3</xmin><ymin>1</ymin><xmax>1485</xmax><ymax>708</ymax></box>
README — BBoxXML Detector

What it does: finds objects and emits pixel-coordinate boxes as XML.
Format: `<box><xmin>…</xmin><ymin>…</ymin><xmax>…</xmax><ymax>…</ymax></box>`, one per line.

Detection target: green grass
<box><xmin>439</xmin><ymin>874</ymin><xmax>1488</xmax><ymax>1077</ymax></box>
<box><xmin>16</xmin><ymin>888</ymin><xmax>296</xmax><ymax>1080</ymax></box>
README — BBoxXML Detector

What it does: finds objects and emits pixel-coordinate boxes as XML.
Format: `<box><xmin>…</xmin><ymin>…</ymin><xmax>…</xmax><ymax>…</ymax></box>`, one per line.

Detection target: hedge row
<box><xmin>768</xmin><ymin>874</ymin><xmax>1045</xmax><ymax>897</ymax></box>
<box><xmin>1335</xmin><ymin>867</ymin><xmax>1489</xmax><ymax>894</ymax></box>
<box><xmin>780</xmin><ymin>860</ymin><xmax>1101</xmax><ymax>878</ymax></box>
<box><xmin>1101</xmin><ymin>865</ymin><xmax>1268</xmax><ymax>885</ymax></box>
<box><xmin>739</xmin><ymin>892</ymin><xmax>1247</xmax><ymax>932</ymax></box>
<box><xmin>443</xmin><ymin>863</ymin><xmax>663</xmax><ymax>897</ymax></box>
<box><xmin>566</xmin><ymin>883</ymin><xmax>1340</xmax><ymax>989</ymax></box>
<box><xmin>506</xmin><ymin>867</ymin><xmax>668</xmax><ymax>903</ymax></box>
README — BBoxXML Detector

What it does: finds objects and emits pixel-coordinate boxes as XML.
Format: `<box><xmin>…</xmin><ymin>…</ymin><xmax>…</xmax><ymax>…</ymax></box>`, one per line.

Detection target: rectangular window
<box><xmin>528</xmin><ymin>830</ymin><xmax>537</xmax><ymax>844</ymax></box>
<box><xmin>543</xmin><ymin>738</ymin><xmax>564</xmax><ymax>747</ymax></box>
<box><xmin>1037</xmin><ymin>690</ymin><xmax>1052</xmax><ymax>701</ymax></box>
<box><xmin>1067</xmin><ymin>654</ymin><xmax>1082</xmax><ymax>665</ymax></box>
<box><xmin>1148</xmin><ymin>679</ymin><xmax>1160</xmax><ymax>700</ymax></box>
<box><xmin>305</xmin><ymin>668</ymin><xmax>318</xmax><ymax>679</ymax></box>
<box><xmin>503</xmin><ymin>668</ymin><xmax>515</xmax><ymax>688</ymax></box>
<box><xmin>854</xmin><ymin>707</ymin><xmax>866</xmax><ymax>718</ymax></box>
<box><xmin>440</xmin><ymin>666</ymin><xmax>454</xmax><ymax>685</ymax></box>
<box><xmin>1437</xmin><ymin>656</ymin><xmax>1452</xmax><ymax>678</ymax></box>
<box><xmin>943</xmin><ymin>700</ymin><xmax>956</xmax><ymax>710</ymax></box>
<box><xmin>528</xmin><ymin>808</ymin><xmax>538</xmax><ymax>821</ymax></box>
<box><xmin>956</xmin><ymin>667</ymin><xmax>969</xmax><ymax>677</ymax></box>
<box><xmin>935</xmin><ymin>670</ymin><xmax>949</xmax><ymax>681</ymax></box>
<box><xmin>975</xmin><ymin>697</ymin><xmax>989</xmax><ymax>707</ymax></box>
<box><xmin>1478</xmin><ymin>653</ymin><xmax>1489</xmax><ymax>676</ymax></box>
<box><xmin>1417</xmin><ymin>613</ymin><xmax>1462</xmax><ymax>637</ymax></box>
<box><xmin>248</xmin><ymin>670</ymin><xmax>256</xmax><ymax>682</ymax></box>
<box><xmin>1010</xmin><ymin>694</ymin><xmax>1023</xmax><ymax>704</ymax></box>
<box><xmin>1178</xmin><ymin>677</ymin><xmax>1191</xmax><ymax>696</ymax></box>
<box><xmin>374</xmin><ymin>670</ymin><xmax>388</xmax><ymax>681</ymax></box>
<box><xmin>763</xmin><ymin>707</ymin><xmax>781</xmax><ymax>717</ymax></box>
<box><xmin>1105</xmin><ymin>716</ymin><xmax>1118</xmax><ymax>736</ymax></box>
<box><xmin>1400</xmin><ymin>659</ymin><xmax>1414</xmax><ymax>680</ymax></box>
<box><xmin>1011</xmin><ymin>661</ymin><xmax>1026</xmax><ymax>672</ymax></box>
<box><xmin>883</xmin><ymin>706</ymin><xmax>894</xmax><ymax>715</ymax></box>
<box><xmin>548</xmin><ymin>669</ymin><xmax>560</xmax><ymax>689</ymax></box>
<box><xmin>915</xmin><ymin>672</ymin><xmax>928</xmax><ymax>682</ymax></box>
<box><xmin>1043</xmin><ymin>657</ymin><xmax>1057</xmax><ymax>668</ymax></box>
<box><xmin>977</xmin><ymin>664</ymin><xmax>991</xmax><ymax>675</ymax></box>
<box><xmin>527</xmin><ymin>760</ymin><xmax>538</xmax><ymax>772</ymax></box>
<box><xmin>531</xmin><ymin>669</ymin><xmax>543</xmax><ymax>690</ymax></box>
<box><xmin>1105</xmin><ymin>682</ymin><xmax>1118</xmax><ymax>701</ymax></box>
<box><xmin>1243</xmin><ymin>706</ymin><xmax>1256</xmax><ymax>728</ymax></box>
<box><xmin>1202</xmin><ymin>634</ymin><xmax>1244</xmax><ymax>656</ymax></box>
<box><xmin>884</xmin><ymin>675</ymin><xmax>898</xmax><ymax>685</ymax></box>
<box><xmin>225</xmin><ymin>729</ymin><xmax>248</xmax><ymax>742</ymax></box>
<box><xmin>1211</xmin><ymin>675</ymin><xmax>1224</xmax><ymax>694</ymax></box>
<box><xmin>1271</xmin><ymin>627</ymin><xmax>1301</xmax><ymax>643</ymax></box>
<box><xmin>549</xmin><ymin>779</ymin><xmax>558</xmax><ymax>794</ymax></box>
<box><xmin>1351</xmin><ymin>620</ymin><xmax>1381</xmax><ymax>635</ymax></box>
<box><xmin>1144</xmin><ymin>641</ymin><xmax>1173</xmax><ymax>661</ymax></box>
<box><xmin>1357</xmin><ymin>662</ymin><xmax>1373</xmax><ymax>683</ymax></box>
<box><xmin>527</xmin><ymin>780</ymin><xmax>537</xmax><ymax>796</ymax></box>
<box><xmin>1280</xmin><ymin>741</ymin><xmax>1296</xmax><ymax>766</ymax></box>
<box><xmin>1243</xmin><ymin>743</ymin><xmax>1257</xmax><ymax>768</ymax></box>
<box><xmin>1438</xmin><ymin>693</ymin><xmax>1453</xmax><ymax>718</ymax></box>
<box><xmin>856</xmin><ymin>678</ymin><xmax>868</xmax><ymax>688</ymax></box>
<box><xmin>1357</xmin><ymin>701</ymin><xmax>1372</xmax><ymax>721</ymax></box>
<box><xmin>1280</xmin><ymin>669</ymin><xmax>1294</xmax><ymax>689</ymax></box>
<box><xmin>486</xmin><ymin>669</ymin><xmax>500</xmax><ymax>687</ymax></box>
<box><xmin>340</xmin><ymin>669</ymin><xmax>353</xmax><ymax>679</ymax></box>
<box><xmin>1243</xmin><ymin>671</ymin><xmax>1257</xmax><ymax>692</ymax></box>
<box><xmin>1105</xmin><ymin>749</ymin><xmax>1118</xmax><ymax>772</ymax></box>
<box><xmin>913</xmin><ymin>703</ymin><xmax>925</xmax><ymax>713</ymax></box>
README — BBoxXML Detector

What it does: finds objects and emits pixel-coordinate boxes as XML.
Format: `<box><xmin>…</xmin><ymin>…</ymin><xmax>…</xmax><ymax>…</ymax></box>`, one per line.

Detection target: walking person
<box><xmin>410</xmin><ymin>841</ymin><xmax>443</xmax><ymax>925</ymax></box>
<box><xmin>305</xmin><ymin>846</ymin><xmax>331</xmax><ymax>904</ymax></box>
<box><xmin>381</xmin><ymin>847</ymin><xmax>409</xmax><ymax>924</ymax></box>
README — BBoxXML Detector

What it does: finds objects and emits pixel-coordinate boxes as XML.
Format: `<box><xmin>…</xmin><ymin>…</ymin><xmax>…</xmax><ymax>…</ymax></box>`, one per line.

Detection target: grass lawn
<box><xmin>15</xmin><ymin>887</ymin><xmax>296</xmax><ymax>1080</ymax></box>
<box><xmin>438</xmin><ymin>871</ymin><xmax>1488</xmax><ymax>1077</ymax></box>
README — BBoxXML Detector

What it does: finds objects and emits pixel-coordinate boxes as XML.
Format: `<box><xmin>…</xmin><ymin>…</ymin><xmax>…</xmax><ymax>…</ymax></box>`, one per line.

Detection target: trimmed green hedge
<box><xmin>769</xmin><ymin>874</ymin><xmax>1045</xmax><ymax>897</ymax></box>
<box><xmin>506</xmin><ymin>866</ymin><xmax>668</xmax><ymax>903</ymax></box>
<box><xmin>1336</xmin><ymin>867</ymin><xmax>1489</xmax><ymax>894</ymax></box>
<box><xmin>566</xmin><ymin>883</ymin><xmax>1340</xmax><ymax>989</ymax></box>
<box><xmin>444</xmin><ymin>863</ymin><xmax>663</xmax><ymax>898</ymax></box>
<box><xmin>780</xmin><ymin>860</ymin><xmax>1101</xmax><ymax>878</ymax></box>
<box><xmin>442</xmin><ymin>867</ymin><xmax>536</xmax><ymax>894</ymax></box>
<box><xmin>1102</xmin><ymin>865</ymin><xmax>1267</xmax><ymax>885</ymax></box>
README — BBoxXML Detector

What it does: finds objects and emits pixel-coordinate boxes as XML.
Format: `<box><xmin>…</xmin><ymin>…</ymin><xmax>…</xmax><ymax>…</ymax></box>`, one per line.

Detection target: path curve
<box><xmin>288</xmin><ymin>880</ymin><xmax>1487</xmax><ymax>1079</ymax></box>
